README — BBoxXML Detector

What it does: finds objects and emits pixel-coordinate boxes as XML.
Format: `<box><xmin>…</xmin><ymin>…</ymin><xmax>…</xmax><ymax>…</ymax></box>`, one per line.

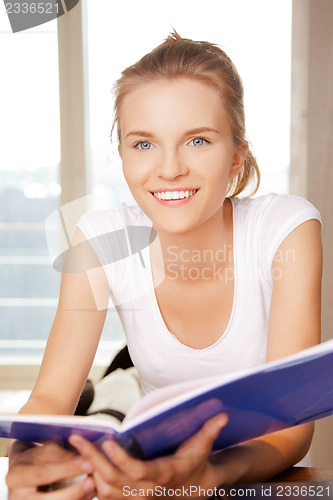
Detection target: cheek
<box><xmin>122</xmin><ymin>163</ymin><xmax>153</xmax><ymax>204</ymax></box>
<box><xmin>197</xmin><ymin>152</ymin><xmax>233</xmax><ymax>183</ymax></box>
<box><xmin>123</xmin><ymin>153</ymin><xmax>157</xmax><ymax>193</ymax></box>
<box><xmin>122</xmin><ymin>156</ymin><xmax>142</xmax><ymax>186</ymax></box>
<box><xmin>191</xmin><ymin>144</ymin><xmax>234</xmax><ymax>169</ymax></box>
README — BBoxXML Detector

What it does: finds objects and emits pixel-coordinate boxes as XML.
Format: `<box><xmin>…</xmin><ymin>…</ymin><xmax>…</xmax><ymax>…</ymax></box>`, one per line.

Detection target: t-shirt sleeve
<box><xmin>259</xmin><ymin>194</ymin><xmax>322</xmax><ymax>284</ymax></box>
<box><xmin>75</xmin><ymin>209</ymin><xmax>129</xmax><ymax>300</ymax></box>
<box><xmin>76</xmin><ymin>208</ymin><xmax>129</xmax><ymax>267</ymax></box>
<box><xmin>75</xmin><ymin>205</ymin><xmax>154</xmax><ymax>307</ymax></box>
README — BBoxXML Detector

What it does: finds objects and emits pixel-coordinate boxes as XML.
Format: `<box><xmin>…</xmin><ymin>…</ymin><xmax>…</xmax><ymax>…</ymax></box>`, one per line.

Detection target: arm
<box><xmin>208</xmin><ymin>218</ymin><xmax>323</xmax><ymax>484</ymax></box>
<box><xmin>17</xmin><ymin>228</ymin><xmax>109</xmax><ymax>416</ymax></box>
<box><xmin>7</xmin><ymin>229</ymin><xmax>109</xmax><ymax>497</ymax></box>
<box><xmin>69</xmin><ymin>219</ymin><xmax>323</xmax><ymax>498</ymax></box>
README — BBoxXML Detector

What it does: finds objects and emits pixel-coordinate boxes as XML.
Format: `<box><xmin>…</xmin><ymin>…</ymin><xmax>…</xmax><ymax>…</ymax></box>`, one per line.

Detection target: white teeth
<box><xmin>153</xmin><ymin>190</ymin><xmax>197</xmax><ymax>200</ymax></box>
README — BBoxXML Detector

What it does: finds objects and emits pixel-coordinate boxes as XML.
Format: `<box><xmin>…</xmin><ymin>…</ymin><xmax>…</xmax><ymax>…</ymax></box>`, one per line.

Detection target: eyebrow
<box><xmin>184</xmin><ymin>127</ymin><xmax>220</xmax><ymax>136</ymax></box>
<box><xmin>125</xmin><ymin>127</ymin><xmax>220</xmax><ymax>140</ymax></box>
<box><xmin>125</xmin><ymin>130</ymin><xmax>155</xmax><ymax>140</ymax></box>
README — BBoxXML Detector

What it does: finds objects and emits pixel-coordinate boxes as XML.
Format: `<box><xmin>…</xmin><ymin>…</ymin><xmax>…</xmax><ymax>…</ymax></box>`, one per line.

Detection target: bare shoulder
<box><xmin>274</xmin><ymin>217</ymin><xmax>322</xmax><ymax>256</ymax></box>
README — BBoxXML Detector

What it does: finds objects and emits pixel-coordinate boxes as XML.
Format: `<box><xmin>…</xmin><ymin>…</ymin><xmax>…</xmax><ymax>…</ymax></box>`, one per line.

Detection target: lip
<box><xmin>150</xmin><ymin>188</ymin><xmax>199</xmax><ymax>207</ymax></box>
<box><xmin>150</xmin><ymin>187</ymin><xmax>199</xmax><ymax>193</ymax></box>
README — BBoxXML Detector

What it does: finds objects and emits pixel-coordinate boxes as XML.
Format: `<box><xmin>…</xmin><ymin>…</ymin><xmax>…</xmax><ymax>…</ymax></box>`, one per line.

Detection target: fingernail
<box><xmin>81</xmin><ymin>460</ymin><xmax>93</xmax><ymax>474</ymax></box>
<box><xmin>85</xmin><ymin>490</ymin><xmax>97</xmax><ymax>500</ymax></box>
<box><xmin>103</xmin><ymin>441</ymin><xmax>116</xmax><ymax>456</ymax></box>
<box><xmin>86</xmin><ymin>491</ymin><xmax>96</xmax><ymax>500</ymax></box>
<box><xmin>70</xmin><ymin>435</ymin><xmax>83</xmax><ymax>449</ymax></box>
<box><xmin>218</xmin><ymin>415</ymin><xmax>228</xmax><ymax>426</ymax></box>
<box><xmin>86</xmin><ymin>491</ymin><xmax>97</xmax><ymax>500</ymax></box>
<box><xmin>83</xmin><ymin>477</ymin><xmax>95</xmax><ymax>494</ymax></box>
<box><xmin>86</xmin><ymin>488</ymin><xmax>97</xmax><ymax>500</ymax></box>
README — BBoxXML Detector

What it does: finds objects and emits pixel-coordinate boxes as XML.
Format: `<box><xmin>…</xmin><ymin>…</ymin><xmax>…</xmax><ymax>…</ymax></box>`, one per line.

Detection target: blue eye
<box><xmin>135</xmin><ymin>141</ymin><xmax>152</xmax><ymax>150</ymax></box>
<box><xmin>190</xmin><ymin>137</ymin><xmax>207</xmax><ymax>147</ymax></box>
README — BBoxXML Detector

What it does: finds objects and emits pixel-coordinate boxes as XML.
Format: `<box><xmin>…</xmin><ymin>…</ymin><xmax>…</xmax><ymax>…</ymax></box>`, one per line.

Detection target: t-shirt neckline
<box><xmin>144</xmin><ymin>198</ymin><xmax>238</xmax><ymax>353</ymax></box>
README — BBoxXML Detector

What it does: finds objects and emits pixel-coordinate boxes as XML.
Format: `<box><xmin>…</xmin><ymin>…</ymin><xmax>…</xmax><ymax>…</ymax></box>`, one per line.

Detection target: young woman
<box><xmin>7</xmin><ymin>32</ymin><xmax>322</xmax><ymax>499</ymax></box>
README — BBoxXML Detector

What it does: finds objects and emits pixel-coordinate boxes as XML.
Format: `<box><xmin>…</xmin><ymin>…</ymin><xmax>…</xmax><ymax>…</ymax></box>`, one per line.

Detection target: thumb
<box><xmin>178</xmin><ymin>413</ymin><xmax>228</xmax><ymax>459</ymax></box>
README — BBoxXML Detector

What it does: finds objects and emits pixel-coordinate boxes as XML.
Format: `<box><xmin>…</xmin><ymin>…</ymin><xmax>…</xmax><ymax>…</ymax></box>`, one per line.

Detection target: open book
<box><xmin>1</xmin><ymin>340</ymin><xmax>333</xmax><ymax>460</ymax></box>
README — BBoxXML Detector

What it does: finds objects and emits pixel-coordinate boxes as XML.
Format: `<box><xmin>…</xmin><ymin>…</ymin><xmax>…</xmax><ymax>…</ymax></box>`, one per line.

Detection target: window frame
<box><xmin>0</xmin><ymin>2</ymin><xmax>108</xmax><ymax>389</ymax></box>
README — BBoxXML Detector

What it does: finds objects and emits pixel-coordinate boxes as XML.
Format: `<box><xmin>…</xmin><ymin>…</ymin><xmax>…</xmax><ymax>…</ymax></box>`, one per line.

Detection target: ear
<box><xmin>118</xmin><ymin>143</ymin><xmax>122</xmax><ymax>157</ymax></box>
<box><xmin>229</xmin><ymin>142</ymin><xmax>248</xmax><ymax>179</ymax></box>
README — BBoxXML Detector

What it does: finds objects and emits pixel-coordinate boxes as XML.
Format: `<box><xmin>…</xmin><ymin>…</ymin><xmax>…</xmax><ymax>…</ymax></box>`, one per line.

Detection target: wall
<box><xmin>290</xmin><ymin>0</ymin><xmax>333</xmax><ymax>467</ymax></box>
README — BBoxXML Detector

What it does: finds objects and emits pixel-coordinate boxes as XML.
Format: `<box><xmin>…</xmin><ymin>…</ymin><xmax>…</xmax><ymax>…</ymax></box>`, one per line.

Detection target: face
<box><xmin>119</xmin><ymin>78</ymin><xmax>247</xmax><ymax>235</ymax></box>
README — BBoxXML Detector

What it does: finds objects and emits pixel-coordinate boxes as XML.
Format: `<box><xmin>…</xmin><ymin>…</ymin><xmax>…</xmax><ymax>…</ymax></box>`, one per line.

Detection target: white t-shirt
<box><xmin>77</xmin><ymin>193</ymin><xmax>321</xmax><ymax>395</ymax></box>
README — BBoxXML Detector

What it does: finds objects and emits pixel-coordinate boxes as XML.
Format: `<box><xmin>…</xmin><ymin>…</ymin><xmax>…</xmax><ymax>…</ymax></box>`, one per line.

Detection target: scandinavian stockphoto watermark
<box><xmin>44</xmin><ymin>193</ymin><xmax>166</xmax><ymax>310</ymax></box>
<box><xmin>166</xmin><ymin>244</ymin><xmax>233</xmax><ymax>282</ymax></box>
<box><xmin>45</xmin><ymin>192</ymin><xmax>296</xmax><ymax>309</ymax></box>
<box><xmin>165</xmin><ymin>244</ymin><xmax>296</xmax><ymax>282</ymax></box>
<box><xmin>4</xmin><ymin>0</ymin><xmax>80</xmax><ymax>33</ymax></box>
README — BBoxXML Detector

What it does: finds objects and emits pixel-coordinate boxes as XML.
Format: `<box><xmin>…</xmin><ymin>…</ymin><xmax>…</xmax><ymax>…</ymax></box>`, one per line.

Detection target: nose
<box><xmin>156</xmin><ymin>149</ymin><xmax>189</xmax><ymax>179</ymax></box>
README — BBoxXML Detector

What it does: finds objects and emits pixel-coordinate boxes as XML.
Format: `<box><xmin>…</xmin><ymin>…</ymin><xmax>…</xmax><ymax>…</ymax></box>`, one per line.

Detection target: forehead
<box><xmin>119</xmin><ymin>78</ymin><xmax>229</xmax><ymax>138</ymax></box>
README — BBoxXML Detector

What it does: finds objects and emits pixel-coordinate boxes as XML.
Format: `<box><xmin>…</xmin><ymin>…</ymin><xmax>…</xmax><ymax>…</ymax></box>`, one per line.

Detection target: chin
<box><xmin>152</xmin><ymin>217</ymin><xmax>202</xmax><ymax>236</ymax></box>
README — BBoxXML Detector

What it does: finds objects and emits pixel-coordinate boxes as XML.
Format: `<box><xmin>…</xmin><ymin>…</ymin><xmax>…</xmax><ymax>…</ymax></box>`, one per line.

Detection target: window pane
<box><xmin>0</xmin><ymin>19</ymin><xmax>61</xmax><ymax>359</ymax></box>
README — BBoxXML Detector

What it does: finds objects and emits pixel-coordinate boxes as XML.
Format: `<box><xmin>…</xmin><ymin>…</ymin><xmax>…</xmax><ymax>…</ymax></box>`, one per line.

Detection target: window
<box><xmin>0</xmin><ymin>18</ymin><xmax>61</xmax><ymax>363</ymax></box>
<box><xmin>0</xmin><ymin>5</ymin><xmax>125</xmax><ymax>369</ymax></box>
<box><xmin>0</xmin><ymin>0</ymin><xmax>292</xmax><ymax>370</ymax></box>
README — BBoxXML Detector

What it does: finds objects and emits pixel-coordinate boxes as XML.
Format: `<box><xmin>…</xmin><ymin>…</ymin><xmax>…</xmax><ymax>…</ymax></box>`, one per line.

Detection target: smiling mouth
<box><xmin>152</xmin><ymin>189</ymin><xmax>199</xmax><ymax>201</ymax></box>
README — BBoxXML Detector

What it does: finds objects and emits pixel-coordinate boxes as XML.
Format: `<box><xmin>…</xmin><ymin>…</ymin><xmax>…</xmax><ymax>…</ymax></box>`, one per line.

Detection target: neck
<box><xmin>151</xmin><ymin>199</ymin><xmax>233</xmax><ymax>280</ymax></box>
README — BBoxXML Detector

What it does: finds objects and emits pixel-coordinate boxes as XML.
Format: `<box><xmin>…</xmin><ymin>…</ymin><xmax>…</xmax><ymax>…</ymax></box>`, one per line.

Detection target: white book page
<box><xmin>0</xmin><ymin>413</ymin><xmax>121</xmax><ymax>433</ymax></box>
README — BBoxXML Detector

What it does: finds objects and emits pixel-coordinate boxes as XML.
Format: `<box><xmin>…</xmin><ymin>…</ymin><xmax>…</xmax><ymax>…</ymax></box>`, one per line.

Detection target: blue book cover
<box><xmin>0</xmin><ymin>340</ymin><xmax>333</xmax><ymax>459</ymax></box>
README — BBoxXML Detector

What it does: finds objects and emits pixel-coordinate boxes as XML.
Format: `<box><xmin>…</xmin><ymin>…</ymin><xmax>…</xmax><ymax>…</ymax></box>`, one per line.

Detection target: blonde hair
<box><xmin>112</xmin><ymin>31</ymin><xmax>260</xmax><ymax>197</ymax></box>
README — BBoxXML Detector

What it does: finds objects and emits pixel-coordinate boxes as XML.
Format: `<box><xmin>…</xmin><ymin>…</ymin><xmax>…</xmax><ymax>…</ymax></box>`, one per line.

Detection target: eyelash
<box><xmin>133</xmin><ymin>141</ymin><xmax>153</xmax><ymax>150</ymax></box>
<box><xmin>189</xmin><ymin>137</ymin><xmax>211</xmax><ymax>147</ymax></box>
<box><xmin>132</xmin><ymin>137</ymin><xmax>211</xmax><ymax>150</ymax></box>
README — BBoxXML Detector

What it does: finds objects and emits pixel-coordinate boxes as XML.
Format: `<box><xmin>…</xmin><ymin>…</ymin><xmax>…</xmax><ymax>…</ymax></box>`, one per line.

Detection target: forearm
<box><xmin>7</xmin><ymin>394</ymin><xmax>76</xmax><ymax>457</ymax></box>
<box><xmin>18</xmin><ymin>393</ymin><xmax>75</xmax><ymax>416</ymax></box>
<box><xmin>209</xmin><ymin>423</ymin><xmax>314</xmax><ymax>485</ymax></box>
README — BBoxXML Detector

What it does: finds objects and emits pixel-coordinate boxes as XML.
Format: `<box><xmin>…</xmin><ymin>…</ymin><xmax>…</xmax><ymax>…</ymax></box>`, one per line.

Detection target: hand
<box><xmin>69</xmin><ymin>412</ymin><xmax>228</xmax><ymax>499</ymax></box>
<box><xmin>6</xmin><ymin>440</ymin><xmax>96</xmax><ymax>499</ymax></box>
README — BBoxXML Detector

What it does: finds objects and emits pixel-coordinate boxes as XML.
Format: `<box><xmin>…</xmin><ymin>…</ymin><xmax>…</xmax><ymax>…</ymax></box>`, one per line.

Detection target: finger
<box><xmin>11</xmin><ymin>441</ymin><xmax>78</xmax><ymax>467</ymax></box>
<box><xmin>6</xmin><ymin>455</ymin><xmax>93</xmax><ymax>489</ymax></box>
<box><xmin>177</xmin><ymin>412</ymin><xmax>228</xmax><ymax>459</ymax></box>
<box><xmin>70</xmin><ymin>437</ymin><xmax>150</xmax><ymax>498</ymax></box>
<box><xmin>8</xmin><ymin>476</ymin><xmax>96</xmax><ymax>500</ymax></box>
<box><xmin>102</xmin><ymin>441</ymin><xmax>148</xmax><ymax>480</ymax></box>
<box><xmin>148</xmin><ymin>413</ymin><xmax>229</xmax><ymax>483</ymax></box>
<box><xmin>39</xmin><ymin>476</ymin><xmax>96</xmax><ymax>500</ymax></box>
<box><xmin>90</xmin><ymin>469</ymin><xmax>130</xmax><ymax>500</ymax></box>
<box><xmin>6</xmin><ymin>486</ymin><xmax>36</xmax><ymax>500</ymax></box>
<box><xmin>36</xmin><ymin>440</ymin><xmax>78</xmax><ymax>461</ymax></box>
<box><xmin>10</xmin><ymin>440</ymin><xmax>37</xmax><ymax>456</ymax></box>
<box><xmin>69</xmin><ymin>435</ymin><xmax>120</xmax><ymax>482</ymax></box>
<box><xmin>102</xmin><ymin>440</ymin><xmax>166</xmax><ymax>486</ymax></box>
